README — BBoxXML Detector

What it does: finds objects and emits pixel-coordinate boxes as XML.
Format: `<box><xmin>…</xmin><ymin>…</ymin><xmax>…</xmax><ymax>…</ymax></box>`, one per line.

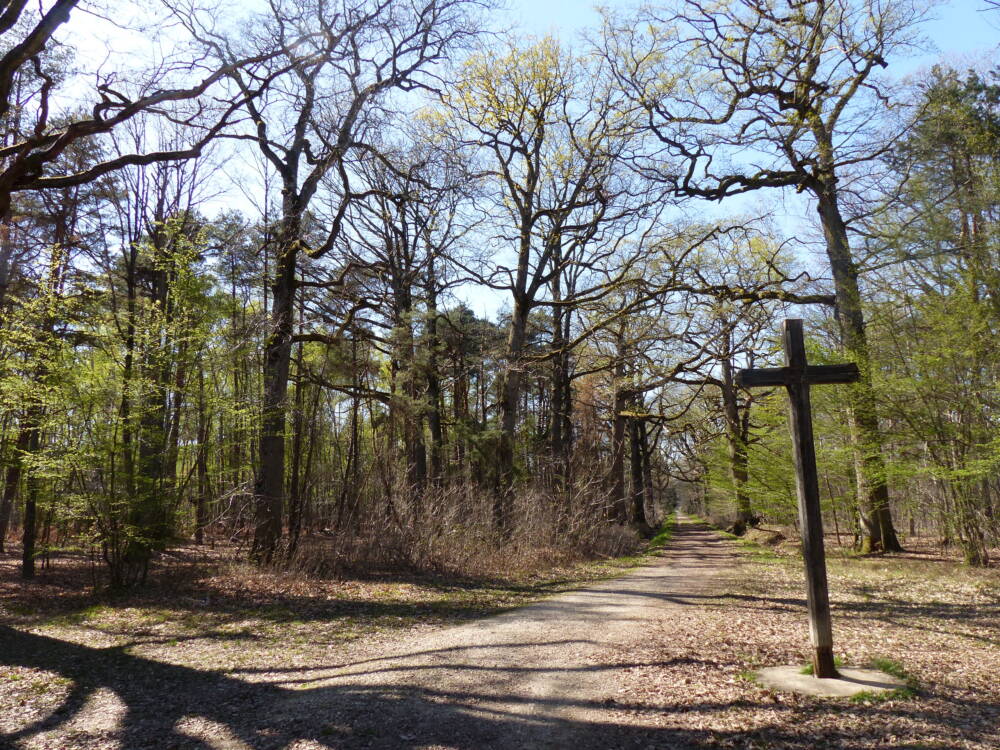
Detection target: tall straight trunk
<box><xmin>640</xmin><ymin>420</ymin><xmax>655</xmax><ymax>524</ymax></box>
<box><xmin>628</xmin><ymin>416</ymin><xmax>646</xmax><ymax>526</ymax></box>
<box><xmin>338</xmin><ymin>338</ymin><xmax>362</xmax><ymax>531</ymax></box>
<box><xmin>0</xmin><ymin>425</ymin><xmax>30</xmax><ymax>553</ymax></box>
<box><xmin>253</xmin><ymin>210</ymin><xmax>299</xmax><ymax>561</ymax></box>
<box><xmin>195</xmin><ymin>364</ymin><xmax>210</xmax><ymax>545</ymax></box>
<box><xmin>721</xmin><ymin>357</ymin><xmax>751</xmax><ymax>523</ymax></box>
<box><xmin>549</xmin><ymin>263</ymin><xmax>572</xmax><ymax>507</ymax></box>
<box><xmin>496</xmin><ymin>299</ymin><xmax>529</xmax><ymax>532</ymax></box>
<box><xmin>134</xmin><ymin>231</ymin><xmax>172</xmax><ymax>538</ymax></box>
<box><xmin>20</xmin><ymin>244</ymin><xmax>66</xmax><ymax>579</ymax></box>
<box><xmin>0</xmin><ymin>217</ymin><xmax>14</xmax><ymax>318</ymax></box>
<box><xmin>816</xmin><ymin>184</ymin><xmax>901</xmax><ymax>553</ymax></box>
<box><xmin>119</xmin><ymin>276</ymin><xmax>137</xmax><ymax>499</ymax></box>
<box><xmin>424</xmin><ymin>267</ymin><xmax>445</xmax><ymax>483</ymax></box>
<box><xmin>300</xmin><ymin>377</ymin><xmax>324</xmax><ymax>532</ymax></box>
<box><xmin>453</xmin><ymin>354</ymin><xmax>469</xmax><ymax>479</ymax></box>
<box><xmin>20</xmin><ymin>410</ymin><xmax>40</xmax><ymax>578</ymax></box>
<box><xmin>164</xmin><ymin>342</ymin><xmax>188</xmax><ymax>500</ymax></box>
<box><xmin>288</xmin><ymin>340</ymin><xmax>306</xmax><ymax>555</ymax></box>
<box><xmin>390</xmin><ymin>280</ymin><xmax>426</xmax><ymax>498</ymax></box>
<box><xmin>609</xmin><ymin>334</ymin><xmax>629</xmax><ymax>523</ymax></box>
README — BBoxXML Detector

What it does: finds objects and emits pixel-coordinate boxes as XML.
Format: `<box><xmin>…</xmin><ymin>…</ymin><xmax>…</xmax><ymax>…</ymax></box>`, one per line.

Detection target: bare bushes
<box><xmin>283</xmin><ymin>480</ymin><xmax>643</xmax><ymax>579</ymax></box>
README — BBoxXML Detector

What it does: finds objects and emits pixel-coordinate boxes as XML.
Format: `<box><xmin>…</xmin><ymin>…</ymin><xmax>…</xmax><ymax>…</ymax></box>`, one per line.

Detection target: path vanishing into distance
<box><xmin>279</xmin><ymin>517</ymin><xmax>737</xmax><ymax>749</ymax></box>
<box><xmin>1</xmin><ymin>519</ymin><xmax>740</xmax><ymax>749</ymax></box>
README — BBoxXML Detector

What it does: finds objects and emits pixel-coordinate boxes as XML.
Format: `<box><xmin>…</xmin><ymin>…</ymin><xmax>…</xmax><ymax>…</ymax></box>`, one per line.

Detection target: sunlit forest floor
<box><xmin>1</xmin><ymin>527</ymin><xmax>998</xmax><ymax>749</ymax></box>
<box><xmin>600</xmin><ymin>529</ymin><xmax>1000</xmax><ymax>748</ymax></box>
<box><xmin>0</xmin><ymin>538</ymin><xmax>649</xmax><ymax>670</ymax></box>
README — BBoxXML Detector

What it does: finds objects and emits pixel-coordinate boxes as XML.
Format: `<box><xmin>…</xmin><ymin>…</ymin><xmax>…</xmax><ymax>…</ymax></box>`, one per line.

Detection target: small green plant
<box><xmin>647</xmin><ymin>513</ymin><xmax>677</xmax><ymax>549</ymax></box>
<box><xmin>870</xmin><ymin>657</ymin><xmax>908</xmax><ymax>681</ymax></box>
<box><xmin>736</xmin><ymin>669</ymin><xmax>759</xmax><ymax>684</ymax></box>
<box><xmin>850</xmin><ymin>686</ymin><xmax>917</xmax><ymax>704</ymax></box>
<box><xmin>800</xmin><ymin>655</ymin><xmax>845</xmax><ymax>675</ymax></box>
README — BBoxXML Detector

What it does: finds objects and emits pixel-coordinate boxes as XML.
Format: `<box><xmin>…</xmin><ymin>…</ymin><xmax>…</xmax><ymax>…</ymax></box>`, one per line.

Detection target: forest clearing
<box><xmin>2</xmin><ymin>519</ymin><xmax>998</xmax><ymax>748</ymax></box>
<box><xmin>2</xmin><ymin>0</ymin><xmax>1000</xmax><ymax>747</ymax></box>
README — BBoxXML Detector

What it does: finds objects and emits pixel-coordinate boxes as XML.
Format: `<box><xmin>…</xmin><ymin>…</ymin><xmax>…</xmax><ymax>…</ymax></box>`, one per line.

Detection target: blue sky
<box><xmin>443</xmin><ymin>1</ymin><xmax>1000</xmax><ymax>320</ymax></box>
<box><xmin>503</xmin><ymin>0</ymin><xmax>1000</xmax><ymax>67</ymax></box>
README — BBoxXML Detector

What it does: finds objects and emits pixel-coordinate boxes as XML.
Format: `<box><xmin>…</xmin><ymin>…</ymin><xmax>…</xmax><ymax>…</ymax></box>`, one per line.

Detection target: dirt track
<box><xmin>1</xmin><ymin>518</ymin><xmax>736</xmax><ymax>749</ymax></box>
<box><xmin>285</xmin><ymin>517</ymin><xmax>736</xmax><ymax>748</ymax></box>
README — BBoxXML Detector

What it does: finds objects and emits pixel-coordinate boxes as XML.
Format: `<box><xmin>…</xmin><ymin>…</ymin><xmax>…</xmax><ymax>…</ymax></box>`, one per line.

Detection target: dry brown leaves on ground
<box><xmin>1</xmin><ymin>531</ymin><xmax>998</xmax><ymax>749</ymax></box>
<box><xmin>602</xmin><ymin>534</ymin><xmax>1000</xmax><ymax>749</ymax></box>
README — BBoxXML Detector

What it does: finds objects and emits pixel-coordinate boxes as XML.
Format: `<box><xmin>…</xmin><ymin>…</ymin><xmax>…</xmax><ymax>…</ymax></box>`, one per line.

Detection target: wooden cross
<box><xmin>736</xmin><ymin>319</ymin><xmax>859</xmax><ymax>679</ymax></box>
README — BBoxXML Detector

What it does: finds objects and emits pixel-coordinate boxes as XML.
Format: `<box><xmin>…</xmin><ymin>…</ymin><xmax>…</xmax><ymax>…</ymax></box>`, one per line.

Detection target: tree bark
<box><xmin>610</xmin><ymin>343</ymin><xmax>629</xmax><ymax>524</ymax></box>
<box><xmin>721</xmin><ymin>356</ymin><xmax>752</xmax><ymax>524</ymax></box>
<box><xmin>194</xmin><ymin>363</ymin><xmax>210</xmax><ymax>546</ymax></box>
<box><xmin>424</xmin><ymin>265</ymin><xmax>445</xmax><ymax>483</ymax></box>
<box><xmin>496</xmin><ymin>299</ymin><xmax>529</xmax><ymax>533</ymax></box>
<box><xmin>252</xmin><ymin>210</ymin><xmax>298</xmax><ymax>561</ymax></box>
<box><xmin>20</xmin><ymin>410</ymin><xmax>40</xmax><ymax>579</ymax></box>
<box><xmin>815</xmin><ymin>184</ymin><xmax>902</xmax><ymax>553</ymax></box>
<box><xmin>628</xmin><ymin>415</ymin><xmax>645</xmax><ymax>527</ymax></box>
<box><xmin>0</xmin><ymin>425</ymin><xmax>29</xmax><ymax>553</ymax></box>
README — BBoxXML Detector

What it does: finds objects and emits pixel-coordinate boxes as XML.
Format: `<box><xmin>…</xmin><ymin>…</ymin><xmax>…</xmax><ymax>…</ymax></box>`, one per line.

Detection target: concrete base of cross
<box><xmin>755</xmin><ymin>665</ymin><xmax>907</xmax><ymax>698</ymax></box>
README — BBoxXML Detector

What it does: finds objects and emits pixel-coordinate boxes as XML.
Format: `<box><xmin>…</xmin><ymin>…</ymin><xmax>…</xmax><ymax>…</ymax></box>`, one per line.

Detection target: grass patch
<box><xmin>800</xmin><ymin>655</ymin><xmax>845</xmax><ymax>675</ymax></box>
<box><xmin>695</xmin><ymin>515</ymin><xmax>781</xmax><ymax>564</ymax></box>
<box><xmin>736</xmin><ymin>669</ymin><xmax>759</xmax><ymax>684</ymax></box>
<box><xmin>849</xmin><ymin>686</ymin><xmax>918</xmax><ymax>704</ymax></box>
<box><xmin>869</xmin><ymin>657</ymin><xmax>909</xmax><ymax>681</ymax></box>
<box><xmin>647</xmin><ymin>513</ymin><xmax>677</xmax><ymax>550</ymax></box>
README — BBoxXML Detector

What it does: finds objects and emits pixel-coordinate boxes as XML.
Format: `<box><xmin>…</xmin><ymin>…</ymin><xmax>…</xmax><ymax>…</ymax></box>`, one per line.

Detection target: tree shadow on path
<box><xmin>1</xmin><ymin>625</ymin><xmax>709</xmax><ymax>749</ymax></box>
<box><xmin>5</xmin><ymin>625</ymin><xmax>997</xmax><ymax>750</ymax></box>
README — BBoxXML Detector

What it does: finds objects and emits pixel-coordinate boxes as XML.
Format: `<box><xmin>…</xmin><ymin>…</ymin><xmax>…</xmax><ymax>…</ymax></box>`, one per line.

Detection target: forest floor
<box><xmin>1</xmin><ymin>518</ymin><xmax>998</xmax><ymax>749</ymax></box>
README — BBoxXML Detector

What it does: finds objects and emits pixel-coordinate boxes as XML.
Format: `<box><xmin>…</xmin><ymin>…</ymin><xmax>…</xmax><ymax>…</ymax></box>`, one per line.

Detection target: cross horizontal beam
<box><xmin>736</xmin><ymin>363</ymin><xmax>859</xmax><ymax>389</ymax></box>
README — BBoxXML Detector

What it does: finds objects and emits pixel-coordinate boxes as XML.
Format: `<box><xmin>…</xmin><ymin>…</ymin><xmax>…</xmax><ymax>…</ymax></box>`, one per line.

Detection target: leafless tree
<box><xmin>601</xmin><ymin>0</ymin><xmax>929</xmax><ymax>551</ymax></box>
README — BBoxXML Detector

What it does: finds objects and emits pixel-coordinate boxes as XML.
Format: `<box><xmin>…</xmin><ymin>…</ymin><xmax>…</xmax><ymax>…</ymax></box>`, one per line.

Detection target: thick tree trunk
<box><xmin>628</xmin><ymin>416</ymin><xmax>647</xmax><ymax>528</ymax></box>
<box><xmin>496</xmin><ymin>299</ymin><xmax>529</xmax><ymax>533</ymax></box>
<box><xmin>0</xmin><ymin>425</ymin><xmax>30</xmax><ymax>553</ymax></box>
<box><xmin>424</xmin><ymin>273</ymin><xmax>445</xmax><ymax>483</ymax></box>
<box><xmin>609</xmin><ymin>337</ymin><xmax>629</xmax><ymax>523</ymax></box>
<box><xmin>548</xmin><ymin>251</ymin><xmax>572</xmax><ymax>507</ymax></box>
<box><xmin>390</xmin><ymin>282</ymin><xmax>426</xmax><ymax>504</ymax></box>
<box><xmin>288</xmin><ymin>340</ymin><xmax>306</xmax><ymax>555</ymax></box>
<box><xmin>253</xmin><ymin>218</ymin><xmax>298</xmax><ymax>561</ymax></box>
<box><xmin>0</xmin><ymin>217</ymin><xmax>14</xmax><ymax>318</ymax></box>
<box><xmin>453</xmin><ymin>355</ymin><xmax>469</xmax><ymax>479</ymax></box>
<box><xmin>640</xmin><ymin>421</ymin><xmax>655</xmax><ymax>524</ymax></box>
<box><xmin>721</xmin><ymin>357</ymin><xmax>752</xmax><ymax>524</ymax></box>
<box><xmin>549</xmin><ymin>316</ymin><xmax>572</xmax><ymax>516</ymax></box>
<box><xmin>816</xmin><ymin>185</ymin><xmax>901</xmax><ymax>553</ymax></box>
<box><xmin>20</xmin><ymin>407</ymin><xmax>41</xmax><ymax>578</ymax></box>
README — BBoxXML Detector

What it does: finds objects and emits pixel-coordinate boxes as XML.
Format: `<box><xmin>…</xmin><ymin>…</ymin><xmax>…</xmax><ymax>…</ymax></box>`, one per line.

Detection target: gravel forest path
<box><xmin>285</xmin><ymin>516</ymin><xmax>737</xmax><ymax>749</ymax></box>
<box><xmin>1</xmin><ymin>518</ymin><xmax>739</xmax><ymax>750</ymax></box>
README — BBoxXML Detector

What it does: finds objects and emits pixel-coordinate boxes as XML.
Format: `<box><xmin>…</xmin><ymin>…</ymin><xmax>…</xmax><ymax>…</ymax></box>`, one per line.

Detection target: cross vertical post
<box><xmin>783</xmin><ymin>319</ymin><xmax>836</xmax><ymax>679</ymax></box>
<box><xmin>736</xmin><ymin>319</ymin><xmax>859</xmax><ymax>679</ymax></box>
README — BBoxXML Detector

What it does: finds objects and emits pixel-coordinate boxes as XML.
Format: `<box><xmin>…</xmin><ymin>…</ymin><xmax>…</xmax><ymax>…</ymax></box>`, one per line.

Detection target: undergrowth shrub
<box><xmin>281</xmin><ymin>479</ymin><xmax>645</xmax><ymax>579</ymax></box>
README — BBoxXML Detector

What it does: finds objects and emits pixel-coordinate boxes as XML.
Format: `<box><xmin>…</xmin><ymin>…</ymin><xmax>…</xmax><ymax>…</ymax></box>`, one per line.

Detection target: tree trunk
<box><xmin>0</xmin><ymin>425</ymin><xmax>30</xmax><ymax>553</ymax></box>
<box><xmin>549</xmin><ymin>247</ymin><xmax>572</xmax><ymax>508</ymax></box>
<box><xmin>628</xmin><ymin>416</ymin><xmax>646</xmax><ymax>527</ymax></box>
<box><xmin>424</xmin><ymin>268</ymin><xmax>445</xmax><ymax>483</ymax></box>
<box><xmin>815</xmin><ymin>184</ymin><xmax>902</xmax><ymax>553</ymax></box>
<box><xmin>496</xmin><ymin>299</ymin><xmax>529</xmax><ymax>533</ymax></box>
<box><xmin>287</xmin><ymin>339</ymin><xmax>306</xmax><ymax>555</ymax></box>
<box><xmin>640</xmin><ymin>420</ymin><xmax>655</xmax><ymax>525</ymax></box>
<box><xmin>610</xmin><ymin>337</ymin><xmax>629</xmax><ymax>523</ymax></box>
<box><xmin>721</xmin><ymin>356</ymin><xmax>752</xmax><ymax>524</ymax></box>
<box><xmin>253</xmin><ymin>213</ymin><xmax>298</xmax><ymax>561</ymax></box>
<box><xmin>20</xmin><ymin>406</ymin><xmax>41</xmax><ymax>578</ymax></box>
<box><xmin>195</xmin><ymin>363</ymin><xmax>210</xmax><ymax>546</ymax></box>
